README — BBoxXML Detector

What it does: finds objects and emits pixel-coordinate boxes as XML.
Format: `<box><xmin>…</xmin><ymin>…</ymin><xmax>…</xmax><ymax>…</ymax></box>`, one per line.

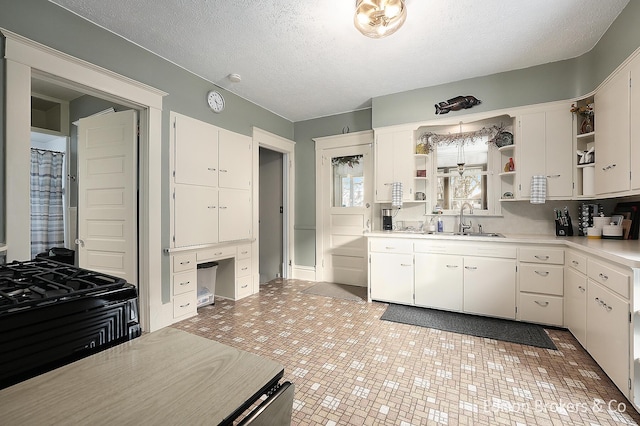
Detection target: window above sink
<box><xmin>417</xmin><ymin>114</ymin><xmax>514</xmax><ymax>216</ymax></box>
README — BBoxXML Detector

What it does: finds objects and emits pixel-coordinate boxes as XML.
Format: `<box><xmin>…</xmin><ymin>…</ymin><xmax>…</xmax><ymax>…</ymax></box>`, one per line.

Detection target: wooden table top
<box><xmin>0</xmin><ymin>327</ymin><xmax>284</xmax><ymax>425</ymax></box>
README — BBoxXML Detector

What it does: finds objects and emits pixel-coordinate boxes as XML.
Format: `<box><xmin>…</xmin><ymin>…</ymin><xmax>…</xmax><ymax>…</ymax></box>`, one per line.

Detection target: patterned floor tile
<box><xmin>172</xmin><ymin>279</ymin><xmax>640</xmax><ymax>425</ymax></box>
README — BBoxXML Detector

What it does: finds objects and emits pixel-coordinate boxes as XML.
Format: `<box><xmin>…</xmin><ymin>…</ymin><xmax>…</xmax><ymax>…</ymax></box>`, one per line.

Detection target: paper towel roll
<box><xmin>582</xmin><ymin>165</ymin><xmax>595</xmax><ymax>196</ymax></box>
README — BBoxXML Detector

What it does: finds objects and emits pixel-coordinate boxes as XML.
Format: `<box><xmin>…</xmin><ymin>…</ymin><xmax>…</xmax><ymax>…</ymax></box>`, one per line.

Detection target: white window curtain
<box><xmin>30</xmin><ymin>149</ymin><xmax>65</xmax><ymax>259</ymax></box>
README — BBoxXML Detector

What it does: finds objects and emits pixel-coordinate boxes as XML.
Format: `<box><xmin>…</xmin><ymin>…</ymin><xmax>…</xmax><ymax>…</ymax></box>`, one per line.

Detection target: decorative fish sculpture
<box><xmin>435</xmin><ymin>95</ymin><xmax>482</xmax><ymax>115</ymax></box>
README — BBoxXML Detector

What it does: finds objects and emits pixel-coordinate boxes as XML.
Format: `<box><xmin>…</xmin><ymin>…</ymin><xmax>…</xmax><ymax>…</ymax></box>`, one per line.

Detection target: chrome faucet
<box><xmin>459</xmin><ymin>202</ymin><xmax>473</xmax><ymax>233</ymax></box>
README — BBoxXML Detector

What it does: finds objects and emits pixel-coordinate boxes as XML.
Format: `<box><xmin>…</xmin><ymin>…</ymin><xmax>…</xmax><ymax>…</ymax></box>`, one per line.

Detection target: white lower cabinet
<box><xmin>414</xmin><ymin>253</ymin><xmax>463</xmax><ymax>311</ymax></box>
<box><xmin>370</xmin><ymin>252</ymin><xmax>414</xmax><ymax>304</ymax></box>
<box><xmin>564</xmin><ymin>265</ymin><xmax>587</xmax><ymax>347</ymax></box>
<box><xmin>171</xmin><ymin>253</ymin><xmax>197</xmax><ymax>320</ymax></box>
<box><xmin>586</xmin><ymin>279</ymin><xmax>630</xmax><ymax>395</ymax></box>
<box><xmin>517</xmin><ymin>246</ymin><xmax>564</xmax><ymax>326</ymax></box>
<box><xmin>463</xmin><ymin>257</ymin><xmax>516</xmax><ymax>319</ymax></box>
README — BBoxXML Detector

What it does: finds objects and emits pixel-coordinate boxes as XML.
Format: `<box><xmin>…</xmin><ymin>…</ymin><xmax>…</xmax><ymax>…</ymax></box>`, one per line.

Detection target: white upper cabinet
<box><xmin>170</xmin><ymin>112</ymin><xmax>253</xmax><ymax>247</ymax></box>
<box><xmin>219</xmin><ymin>129</ymin><xmax>252</xmax><ymax>190</ymax></box>
<box><xmin>517</xmin><ymin>104</ymin><xmax>573</xmax><ymax>199</ymax></box>
<box><xmin>218</xmin><ymin>188</ymin><xmax>252</xmax><ymax>242</ymax></box>
<box><xmin>174</xmin><ymin>185</ymin><xmax>218</xmax><ymax>247</ymax></box>
<box><xmin>631</xmin><ymin>55</ymin><xmax>640</xmax><ymax>190</ymax></box>
<box><xmin>595</xmin><ymin>66</ymin><xmax>631</xmax><ymax>195</ymax></box>
<box><xmin>173</xmin><ymin>114</ymin><xmax>218</xmax><ymax>187</ymax></box>
<box><xmin>374</xmin><ymin>130</ymin><xmax>414</xmax><ymax>202</ymax></box>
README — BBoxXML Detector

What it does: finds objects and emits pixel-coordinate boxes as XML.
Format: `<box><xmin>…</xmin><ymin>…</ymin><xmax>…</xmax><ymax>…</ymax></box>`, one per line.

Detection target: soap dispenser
<box><xmin>437</xmin><ymin>214</ymin><xmax>444</xmax><ymax>232</ymax></box>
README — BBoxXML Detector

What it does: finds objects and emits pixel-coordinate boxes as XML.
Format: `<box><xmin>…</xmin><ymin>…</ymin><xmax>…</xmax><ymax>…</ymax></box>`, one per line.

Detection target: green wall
<box><xmin>292</xmin><ymin>109</ymin><xmax>372</xmax><ymax>266</ymax></box>
<box><xmin>371</xmin><ymin>1</ymin><xmax>640</xmax><ymax>128</ymax></box>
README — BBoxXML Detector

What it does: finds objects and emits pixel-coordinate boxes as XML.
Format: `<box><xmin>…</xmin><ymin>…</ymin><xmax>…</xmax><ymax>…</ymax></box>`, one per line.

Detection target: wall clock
<box><xmin>207</xmin><ymin>90</ymin><xmax>225</xmax><ymax>113</ymax></box>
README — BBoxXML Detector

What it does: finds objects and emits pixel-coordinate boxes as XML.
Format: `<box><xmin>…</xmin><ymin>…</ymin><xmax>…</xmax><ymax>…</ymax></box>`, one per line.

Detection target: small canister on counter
<box><xmin>587</xmin><ymin>227</ymin><xmax>601</xmax><ymax>239</ymax></box>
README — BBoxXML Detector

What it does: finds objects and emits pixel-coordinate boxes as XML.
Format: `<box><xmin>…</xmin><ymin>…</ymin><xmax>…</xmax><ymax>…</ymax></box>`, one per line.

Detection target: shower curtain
<box><xmin>30</xmin><ymin>149</ymin><xmax>65</xmax><ymax>259</ymax></box>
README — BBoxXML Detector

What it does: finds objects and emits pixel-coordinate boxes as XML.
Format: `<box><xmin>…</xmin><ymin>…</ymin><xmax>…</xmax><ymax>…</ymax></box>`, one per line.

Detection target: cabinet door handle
<box><xmin>179</xmin><ymin>260</ymin><xmax>191</xmax><ymax>265</ymax></box>
<box><xmin>446</xmin><ymin>264</ymin><xmax>459</xmax><ymax>268</ymax></box>
<box><xmin>578</xmin><ymin>285</ymin><xmax>585</xmax><ymax>292</ymax></box>
<box><xmin>219</xmin><ymin>206</ymin><xmax>228</xmax><ymax>209</ymax></box>
<box><xmin>179</xmin><ymin>302</ymin><xmax>191</xmax><ymax>308</ymax></box>
<box><xmin>179</xmin><ymin>281</ymin><xmax>191</xmax><ymax>286</ymax></box>
<box><xmin>400</xmin><ymin>263</ymin><xmax>412</xmax><ymax>267</ymax></box>
<box><xmin>534</xmin><ymin>300</ymin><xmax>549</xmax><ymax>307</ymax></box>
<box><xmin>214</xmin><ymin>251</ymin><xmax>223</xmax><ymax>256</ymax></box>
<box><xmin>571</xmin><ymin>260</ymin><xmax>579</xmax><ymax>266</ymax></box>
<box><xmin>546</xmin><ymin>174</ymin><xmax>560</xmax><ymax>178</ymax></box>
<box><xmin>241</xmin><ymin>284</ymin><xmax>248</xmax><ymax>289</ymax></box>
<box><xmin>241</xmin><ymin>267</ymin><xmax>249</xmax><ymax>271</ymax></box>
<box><xmin>534</xmin><ymin>270</ymin><xmax>549</xmax><ymax>276</ymax></box>
<box><xmin>464</xmin><ymin>266</ymin><xmax>477</xmax><ymax>270</ymax></box>
<box><xmin>207</xmin><ymin>205</ymin><xmax>216</xmax><ymax>209</ymax></box>
<box><xmin>534</xmin><ymin>255</ymin><xmax>549</xmax><ymax>261</ymax></box>
<box><xmin>207</xmin><ymin>167</ymin><xmax>216</xmax><ymax>171</ymax></box>
<box><xmin>598</xmin><ymin>273</ymin><xmax>609</xmax><ymax>281</ymax></box>
<box><xmin>385</xmin><ymin>246</ymin><xmax>395</xmax><ymax>250</ymax></box>
<box><xmin>220</xmin><ymin>169</ymin><xmax>228</xmax><ymax>173</ymax></box>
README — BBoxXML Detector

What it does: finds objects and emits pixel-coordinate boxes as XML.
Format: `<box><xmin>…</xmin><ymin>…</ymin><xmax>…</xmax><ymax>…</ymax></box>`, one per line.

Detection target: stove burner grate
<box><xmin>0</xmin><ymin>259</ymin><xmax>128</xmax><ymax>314</ymax></box>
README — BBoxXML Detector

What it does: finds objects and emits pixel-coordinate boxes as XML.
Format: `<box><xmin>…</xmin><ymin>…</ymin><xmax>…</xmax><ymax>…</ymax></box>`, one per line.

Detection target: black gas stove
<box><xmin>0</xmin><ymin>259</ymin><xmax>141</xmax><ymax>389</ymax></box>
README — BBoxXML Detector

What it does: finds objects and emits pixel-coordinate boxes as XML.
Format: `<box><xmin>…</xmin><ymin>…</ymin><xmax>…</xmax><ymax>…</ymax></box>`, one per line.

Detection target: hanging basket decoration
<box><xmin>331</xmin><ymin>155</ymin><xmax>362</xmax><ymax>168</ymax></box>
<box><xmin>418</xmin><ymin>124</ymin><xmax>508</xmax><ymax>152</ymax></box>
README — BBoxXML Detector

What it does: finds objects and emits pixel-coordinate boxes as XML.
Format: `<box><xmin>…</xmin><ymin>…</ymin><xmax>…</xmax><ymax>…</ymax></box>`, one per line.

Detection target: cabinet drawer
<box><xmin>237</xmin><ymin>276</ymin><xmax>252</xmax><ymax>299</ymax></box>
<box><xmin>173</xmin><ymin>253</ymin><xmax>196</xmax><ymax>273</ymax></box>
<box><xmin>519</xmin><ymin>264</ymin><xmax>563</xmax><ymax>295</ymax></box>
<box><xmin>237</xmin><ymin>244</ymin><xmax>251</xmax><ymax>259</ymax></box>
<box><xmin>519</xmin><ymin>247</ymin><xmax>564</xmax><ymax>264</ymax></box>
<box><xmin>172</xmin><ymin>270</ymin><xmax>197</xmax><ymax>296</ymax></box>
<box><xmin>369</xmin><ymin>238</ymin><xmax>413</xmax><ymax>254</ymax></box>
<box><xmin>414</xmin><ymin>240</ymin><xmax>466</xmax><ymax>254</ymax></box>
<box><xmin>587</xmin><ymin>259</ymin><xmax>630</xmax><ymax>299</ymax></box>
<box><xmin>466</xmin><ymin>244</ymin><xmax>517</xmax><ymax>259</ymax></box>
<box><xmin>197</xmin><ymin>245</ymin><xmax>236</xmax><ymax>262</ymax></box>
<box><xmin>173</xmin><ymin>292</ymin><xmax>196</xmax><ymax>318</ymax></box>
<box><xmin>565</xmin><ymin>251</ymin><xmax>587</xmax><ymax>274</ymax></box>
<box><xmin>519</xmin><ymin>293</ymin><xmax>563</xmax><ymax>326</ymax></box>
<box><xmin>237</xmin><ymin>257</ymin><xmax>251</xmax><ymax>278</ymax></box>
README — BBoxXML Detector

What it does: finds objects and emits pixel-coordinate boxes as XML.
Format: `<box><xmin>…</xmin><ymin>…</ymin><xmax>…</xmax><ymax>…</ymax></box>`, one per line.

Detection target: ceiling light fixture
<box><xmin>354</xmin><ymin>0</ymin><xmax>407</xmax><ymax>39</ymax></box>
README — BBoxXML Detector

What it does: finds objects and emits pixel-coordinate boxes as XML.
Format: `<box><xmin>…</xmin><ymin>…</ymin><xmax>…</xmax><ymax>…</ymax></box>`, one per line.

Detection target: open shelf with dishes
<box><xmin>573</xmin><ymin>95</ymin><xmax>595</xmax><ymax>198</ymax></box>
<box><xmin>413</xmin><ymin>153</ymin><xmax>430</xmax><ymax>204</ymax></box>
<box><xmin>497</xmin><ymin>136</ymin><xmax>516</xmax><ymax>201</ymax></box>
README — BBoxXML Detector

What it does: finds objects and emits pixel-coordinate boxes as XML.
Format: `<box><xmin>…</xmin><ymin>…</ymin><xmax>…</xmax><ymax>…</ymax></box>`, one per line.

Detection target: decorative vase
<box><xmin>580</xmin><ymin>117</ymin><xmax>593</xmax><ymax>134</ymax></box>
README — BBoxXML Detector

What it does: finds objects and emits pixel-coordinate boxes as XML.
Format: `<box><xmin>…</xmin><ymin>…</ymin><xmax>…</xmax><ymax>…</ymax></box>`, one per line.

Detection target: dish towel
<box><xmin>530</xmin><ymin>175</ymin><xmax>547</xmax><ymax>204</ymax></box>
<box><xmin>391</xmin><ymin>182</ymin><xmax>403</xmax><ymax>208</ymax></box>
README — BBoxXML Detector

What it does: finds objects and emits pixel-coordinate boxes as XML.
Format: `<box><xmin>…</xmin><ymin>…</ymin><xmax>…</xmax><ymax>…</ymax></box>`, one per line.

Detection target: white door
<box><xmin>319</xmin><ymin>145</ymin><xmax>372</xmax><ymax>286</ymax></box>
<box><xmin>77</xmin><ymin>110</ymin><xmax>137</xmax><ymax>284</ymax></box>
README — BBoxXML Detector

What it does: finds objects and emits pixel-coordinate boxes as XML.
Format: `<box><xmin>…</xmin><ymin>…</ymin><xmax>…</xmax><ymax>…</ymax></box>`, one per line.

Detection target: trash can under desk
<box><xmin>197</xmin><ymin>261</ymin><xmax>218</xmax><ymax>307</ymax></box>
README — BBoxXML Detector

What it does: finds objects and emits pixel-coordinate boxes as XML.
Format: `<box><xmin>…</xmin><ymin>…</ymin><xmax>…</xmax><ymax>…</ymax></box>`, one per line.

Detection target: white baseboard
<box><xmin>292</xmin><ymin>265</ymin><xmax>316</xmax><ymax>281</ymax></box>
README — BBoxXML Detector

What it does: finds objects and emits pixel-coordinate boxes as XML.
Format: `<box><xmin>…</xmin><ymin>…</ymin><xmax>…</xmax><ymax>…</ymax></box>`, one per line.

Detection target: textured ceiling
<box><xmin>48</xmin><ymin>0</ymin><xmax>629</xmax><ymax>122</ymax></box>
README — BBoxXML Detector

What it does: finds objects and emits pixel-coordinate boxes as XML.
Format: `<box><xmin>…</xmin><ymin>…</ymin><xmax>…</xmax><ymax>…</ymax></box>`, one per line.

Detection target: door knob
<box><xmin>75</xmin><ymin>239</ymin><xmax>85</xmax><ymax>247</ymax></box>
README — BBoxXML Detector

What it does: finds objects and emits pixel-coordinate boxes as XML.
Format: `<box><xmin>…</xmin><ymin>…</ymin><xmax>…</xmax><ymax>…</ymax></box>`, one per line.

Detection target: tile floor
<box><xmin>172</xmin><ymin>279</ymin><xmax>640</xmax><ymax>425</ymax></box>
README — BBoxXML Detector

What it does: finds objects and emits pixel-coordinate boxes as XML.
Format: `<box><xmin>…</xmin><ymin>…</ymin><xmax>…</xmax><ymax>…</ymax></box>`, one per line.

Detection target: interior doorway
<box><xmin>259</xmin><ymin>147</ymin><xmax>284</xmax><ymax>283</ymax></box>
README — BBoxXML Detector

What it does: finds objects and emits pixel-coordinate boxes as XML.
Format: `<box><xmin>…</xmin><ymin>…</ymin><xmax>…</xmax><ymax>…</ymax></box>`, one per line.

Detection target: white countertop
<box><xmin>365</xmin><ymin>231</ymin><xmax>640</xmax><ymax>268</ymax></box>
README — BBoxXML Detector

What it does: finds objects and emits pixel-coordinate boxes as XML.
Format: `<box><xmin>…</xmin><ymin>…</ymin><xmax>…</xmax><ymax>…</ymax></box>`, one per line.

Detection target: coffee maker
<box><xmin>382</xmin><ymin>209</ymin><xmax>393</xmax><ymax>231</ymax></box>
